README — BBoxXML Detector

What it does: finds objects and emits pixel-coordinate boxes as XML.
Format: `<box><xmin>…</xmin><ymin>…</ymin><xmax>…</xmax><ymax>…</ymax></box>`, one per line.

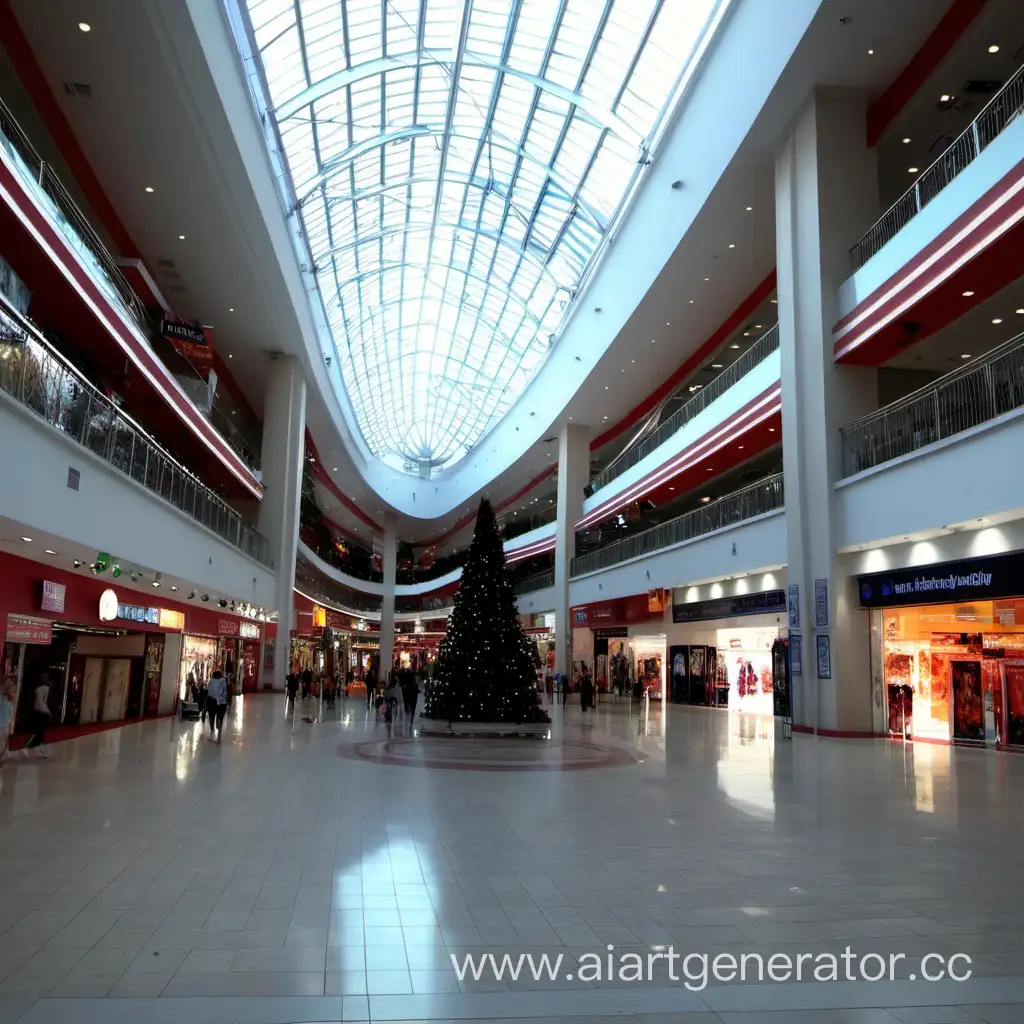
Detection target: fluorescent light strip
<box><xmin>0</xmin><ymin>157</ymin><xmax>262</xmax><ymax>498</ymax></box>
<box><xmin>576</xmin><ymin>387</ymin><xmax>781</xmax><ymax>528</ymax></box>
<box><xmin>835</xmin><ymin>173</ymin><xmax>1024</xmax><ymax>349</ymax></box>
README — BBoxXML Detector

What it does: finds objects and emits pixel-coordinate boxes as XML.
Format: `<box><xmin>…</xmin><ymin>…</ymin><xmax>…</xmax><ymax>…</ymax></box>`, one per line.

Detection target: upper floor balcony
<box><xmin>0</xmin><ymin>294</ymin><xmax>272</xmax><ymax>568</ymax></box>
<box><xmin>0</xmin><ymin>95</ymin><xmax>262</xmax><ymax>490</ymax></box>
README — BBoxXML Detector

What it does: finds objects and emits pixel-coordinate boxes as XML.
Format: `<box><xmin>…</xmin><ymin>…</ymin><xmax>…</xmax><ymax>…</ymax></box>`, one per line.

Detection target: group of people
<box><xmin>284</xmin><ymin>666</ymin><xmax>358</xmax><ymax>714</ymax></box>
<box><xmin>542</xmin><ymin>663</ymin><xmax>596</xmax><ymax>710</ymax></box>
<box><xmin>366</xmin><ymin>668</ymin><xmax>422</xmax><ymax>724</ymax></box>
<box><xmin>185</xmin><ymin>669</ymin><xmax>231</xmax><ymax>741</ymax></box>
<box><xmin>0</xmin><ymin>672</ymin><xmax>58</xmax><ymax>766</ymax></box>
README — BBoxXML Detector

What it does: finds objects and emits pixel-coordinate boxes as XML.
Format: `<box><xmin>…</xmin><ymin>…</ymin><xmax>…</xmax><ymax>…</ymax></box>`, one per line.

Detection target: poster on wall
<box><xmin>791</xmin><ymin>634</ymin><xmax>802</xmax><ymax>676</ymax></box>
<box><xmin>263</xmin><ymin>639</ymin><xmax>275</xmax><ymax>672</ymax></box>
<box><xmin>816</xmin><ymin>634</ymin><xmax>831</xmax><ymax>679</ymax></box>
<box><xmin>788</xmin><ymin>584</ymin><xmax>800</xmax><ymax>628</ymax></box>
<box><xmin>814</xmin><ymin>578</ymin><xmax>829</xmax><ymax>628</ymax></box>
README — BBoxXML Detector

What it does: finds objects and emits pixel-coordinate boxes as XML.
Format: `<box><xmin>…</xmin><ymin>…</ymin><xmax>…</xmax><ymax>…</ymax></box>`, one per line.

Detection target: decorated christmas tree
<box><xmin>423</xmin><ymin>498</ymin><xmax>550</xmax><ymax>724</ymax></box>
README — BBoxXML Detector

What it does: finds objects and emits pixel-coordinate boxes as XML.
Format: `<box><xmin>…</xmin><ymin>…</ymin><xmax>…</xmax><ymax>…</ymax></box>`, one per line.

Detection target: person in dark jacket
<box><xmin>286</xmin><ymin>672</ymin><xmax>299</xmax><ymax>713</ymax></box>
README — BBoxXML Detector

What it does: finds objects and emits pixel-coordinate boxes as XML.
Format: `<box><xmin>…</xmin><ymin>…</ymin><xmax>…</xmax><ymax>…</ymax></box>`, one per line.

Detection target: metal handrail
<box><xmin>851</xmin><ymin>62</ymin><xmax>1024</xmax><ymax>271</ymax></box>
<box><xmin>0</xmin><ymin>96</ymin><xmax>151</xmax><ymax>333</ymax></box>
<box><xmin>570</xmin><ymin>474</ymin><xmax>784</xmax><ymax>577</ymax></box>
<box><xmin>590</xmin><ymin>323</ymin><xmax>780</xmax><ymax>493</ymax></box>
<box><xmin>840</xmin><ymin>329</ymin><xmax>1024</xmax><ymax>476</ymax></box>
<box><xmin>0</xmin><ymin>296</ymin><xmax>273</xmax><ymax>568</ymax></box>
<box><xmin>514</xmin><ymin>569</ymin><xmax>555</xmax><ymax>595</ymax></box>
<box><xmin>210</xmin><ymin>405</ymin><xmax>260</xmax><ymax>473</ymax></box>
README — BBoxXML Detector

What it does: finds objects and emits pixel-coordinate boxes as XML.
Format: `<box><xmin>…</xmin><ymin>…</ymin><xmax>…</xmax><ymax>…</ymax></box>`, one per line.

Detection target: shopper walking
<box><xmin>26</xmin><ymin>673</ymin><xmax>52</xmax><ymax>757</ymax></box>
<box><xmin>560</xmin><ymin>673</ymin><xmax>569</xmax><ymax>707</ymax></box>
<box><xmin>580</xmin><ymin>666</ymin><xmax>594</xmax><ymax>713</ymax></box>
<box><xmin>206</xmin><ymin>670</ymin><xmax>229</xmax><ymax>742</ymax></box>
<box><xmin>301</xmin><ymin>666</ymin><xmax>313</xmax><ymax>700</ymax></box>
<box><xmin>286</xmin><ymin>671</ymin><xmax>299</xmax><ymax>714</ymax></box>
<box><xmin>0</xmin><ymin>678</ymin><xmax>14</xmax><ymax>769</ymax></box>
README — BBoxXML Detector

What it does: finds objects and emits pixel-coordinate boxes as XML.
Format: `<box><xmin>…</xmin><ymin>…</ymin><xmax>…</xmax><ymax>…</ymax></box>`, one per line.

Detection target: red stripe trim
<box><xmin>0</xmin><ymin>157</ymin><xmax>262</xmax><ymax>498</ymax></box>
<box><xmin>866</xmin><ymin>0</ymin><xmax>989</xmax><ymax>147</ymax></box>
<box><xmin>590</xmin><ymin>270</ymin><xmax>777</xmax><ymax>450</ymax></box>
<box><xmin>834</xmin><ymin>158</ymin><xmax>1024</xmax><ymax>359</ymax></box>
<box><xmin>577</xmin><ymin>384</ymin><xmax>781</xmax><ymax>529</ymax></box>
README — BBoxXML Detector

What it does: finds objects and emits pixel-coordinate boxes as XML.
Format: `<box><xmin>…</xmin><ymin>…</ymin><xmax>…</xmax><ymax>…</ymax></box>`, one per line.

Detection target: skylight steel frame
<box><xmin>239</xmin><ymin>0</ymin><xmax>727</xmax><ymax>476</ymax></box>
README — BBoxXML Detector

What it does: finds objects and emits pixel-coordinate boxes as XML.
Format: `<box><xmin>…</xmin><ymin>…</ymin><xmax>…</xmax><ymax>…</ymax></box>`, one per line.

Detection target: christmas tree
<box><xmin>423</xmin><ymin>498</ymin><xmax>550</xmax><ymax>724</ymax></box>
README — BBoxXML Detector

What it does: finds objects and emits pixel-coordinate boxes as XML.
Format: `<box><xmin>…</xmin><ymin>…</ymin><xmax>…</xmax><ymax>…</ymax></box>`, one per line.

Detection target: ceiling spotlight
<box><xmin>706</xmin><ymin>467</ymin><xmax>714</xmax><ymax>472</ymax></box>
<box><xmin>604</xmin><ymin>385</ymin><xmax>609</xmax><ymax>390</ymax></box>
<box><xmin>1016</xmin><ymin>308</ymin><xmax>1024</xmax><ymax>314</ymax></box>
<box><xmin>228</xmin><ymin>307</ymin><xmax>234</xmax><ymax>312</ymax></box>
<box><xmin>728</xmin><ymin>243</ymin><xmax>735</xmax><ymax>249</ymax></box>
<box><xmin>988</xmin><ymin>44</ymin><xmax>1000</xmax><ymax>53</ymax></box>
<box><xmin>78</xmin><ymin>22</ymin><xmax>91</xmax><ymax>32</ymax></box>
<box><xmin>730</xmin><ymin>344</ymin><xmax>740</xmax><ymax>349</ymax></box>
<box><xmin>700</xmin><ymin>496</ymin><xmax>711</xmax><ymax>503</ymax></box>
<box><xmin>178</xmin><ymin>234</ymin><xmax>185</xmax><ymax>240</ymax></box>
<box><xmin>665</xmin><ymin>321</ymin><xmax>671</xmax><ymax>326</ymax></box>
<box><xmin>738</xmin><ymin>446</ymin><xmax>745</xmax><ymax>450</ymax></box>
<box><xmin>170</xmin><ymin>586</ymin><xmax>179</xmax><ymax>592</ymax></box>
<box><xmin>704</xmin><ymin>277</ymin><xmax>710</xmax><ymax>282</ymax></box>
<box><xmin>902</xmin><ymin>137</ymin><xmax>911</xmax><ymax>144</ymax></box>
<box><xmin>755</xmin><ymin>324</ymin><xmax>763</xmax><ymax>329</ymax></box>
<box><xmin>961</xmin><ymin>353</ymin><xmax>972</xmax><ymax>360</ymax></box>
<box><xmin>188</xmin><ymin>591</ymin><xmax>196</xmax><ymax>600</ymax></box>
<box><xmin>711</xmin><ymin>363</ymin><xmax>723</xmax><ymax>369</ymax></box>
<box><xmin>73</xmin><ymin>559</ymin><xmax>84</xmax><ymax>569</ymax></box>
<box><xmin>908</xmin><ymin>166</ymin><xmax>919</xmax><ymax>173</ymax></box>
<box><xmin>962</xmin><ymin>290</ymin><xmax>975</xmax><ymax>297</ymax></box>
<box><xmin>745</xmin><ymin>206</ymin><xmax>752</xmax><ymax>211</ymax></box>
<box><xmin>144</xmin><ymin>186</ymin><xmax>154</xmax><ymax>193</ymax></box>
<box><xmin>992</xmin><ymin>318</ymin><xmax>1003</xmax><ymax>325</ymax></box>
<box><xmin>768</xmin><ymin>427</ymin><xmax>776</xmax><ymax>432</ymax></box>
<box><xmin>228</xmin><ymin>353</ymin><xmax>233</xmax><ymax>359</ymax></box>
<box><xmin>867</xmin><ymin>47</ymin><xmax>874</xmax><ymax>55</ymax></box>
<box><xmin>152</xmin><ymin>581</ymin><xmax>161</xmax><ymax>588</ymax></box>
<box><xmin>218</xmin><ymin>599</ymin><xmax>228</xmax><ymax>608</ymax></box>
<box><xmin>44</xmin><ymin>548</ymin><xmax>57</xmax><ymax>555</ymax></box>
<box><xmin>200</xmin><ymin>594</ymin><xmax>210</xmax><ymax>602</ymax></box>
<box><xmin>20</xmin><ymin>536</ymin><xmax>32</xmax><ymax>543</ymax></box>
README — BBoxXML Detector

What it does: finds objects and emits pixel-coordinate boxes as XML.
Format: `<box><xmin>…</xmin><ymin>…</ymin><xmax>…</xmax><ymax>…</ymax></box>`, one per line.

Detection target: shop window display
<box><xmin>718</xmin><ymin>628</ymin><xmax>777</xmax><ymax>714</ymax></box>
<box><xmin>875</xmin><ymin>603</ymin><xmax>1024</xmax><ymax>745</ymax></box>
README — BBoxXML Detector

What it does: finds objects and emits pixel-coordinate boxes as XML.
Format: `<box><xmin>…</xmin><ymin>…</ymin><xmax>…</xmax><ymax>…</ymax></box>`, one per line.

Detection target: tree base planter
<box><xmin>417</xmin><ymin>718</ymin><xmax>550</xmax><ymax>738</ymax></box>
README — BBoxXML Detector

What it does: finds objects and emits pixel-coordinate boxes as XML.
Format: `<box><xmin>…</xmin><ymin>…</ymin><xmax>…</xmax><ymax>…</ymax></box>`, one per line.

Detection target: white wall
<box><xmin>838</xmin><ymin>114</ymin><xmax>1024</xmax><ymax>318</ymax></box>
<box><xmin>835</xmin><ymin>408</ymin><xmax>1024</xmax><ymax>551</ymax></box>
<box><xmin>570</xmin><ymin>510</ymin><xmax>787</xmax><ymax>607</ymax></box>
<box><xmin>0</xmin><ymin>395</ymin><xmax>276</xmax><ymax>607</ymax></box>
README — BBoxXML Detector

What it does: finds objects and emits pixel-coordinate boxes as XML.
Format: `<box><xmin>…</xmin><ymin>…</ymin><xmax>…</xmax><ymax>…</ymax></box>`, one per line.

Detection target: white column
<box><xmin>554</xmin><ymin>424</ymin><xmax>589</xmax><ymax>679</ymax></box>
<box><xmin>257</xmin><ymin>355</ymin><xmax>306</xmax><ymax>691</ymax></box>
<box><xmin>775</xmin><ymin>89</ymin><xmax>879</xmax><ymax>734</ymax></box>
<box><xmin>378</xmin><ymin>512</ymin><xmax>398</xmax><ymax>685</ymax></box>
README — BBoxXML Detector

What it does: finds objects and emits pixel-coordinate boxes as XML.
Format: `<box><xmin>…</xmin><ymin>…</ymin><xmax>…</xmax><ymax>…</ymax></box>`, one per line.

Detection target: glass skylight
<box><xmin>241</xmin><ymin>0</ymin><xmax>724</xmax><ymax>475</ymax></box>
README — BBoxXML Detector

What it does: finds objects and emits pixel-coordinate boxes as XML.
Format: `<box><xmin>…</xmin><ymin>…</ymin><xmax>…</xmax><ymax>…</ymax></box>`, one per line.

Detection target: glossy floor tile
<box><xmin>1</xmin><ymin>694</ymin><xmax>1024</xmax><ymax>1022</ymax></box>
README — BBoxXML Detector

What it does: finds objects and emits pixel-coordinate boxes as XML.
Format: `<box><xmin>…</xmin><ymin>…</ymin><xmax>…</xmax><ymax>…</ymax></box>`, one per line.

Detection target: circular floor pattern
<box><xmin>343</xmin><ymin>735</ymin><xmax>641</xmax><ymax>772</ymax></box>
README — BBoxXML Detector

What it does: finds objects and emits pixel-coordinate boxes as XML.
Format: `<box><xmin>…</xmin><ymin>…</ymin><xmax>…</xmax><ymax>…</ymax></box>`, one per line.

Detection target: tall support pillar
<box><xmin>257</xmin><ymin>355</ymin><xmax>306</xmax><ymax>690</ymax></box>
<box><xmin>379</xmin><ymin>512</ymin><xmax>398</xmax><ymax>685</ymax></box>
<box><xmin>775</xmin><ymin>89</ymin><xmax>879</xmax><ymax>734</ymax></box>
<box><xmin>554</xmin><ymin>424</ymin><xmax>590</xmax><ymax>679</ymax></box>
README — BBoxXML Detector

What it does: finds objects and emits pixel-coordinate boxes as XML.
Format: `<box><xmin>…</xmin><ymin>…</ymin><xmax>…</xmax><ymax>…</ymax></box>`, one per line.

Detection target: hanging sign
<box><xmin>218</xmin><ymin>618</ymin><xmax>240</xmax><ymax>637</ymax></box>
<box><xmin>161</xmin><ymin>317</ymin><xmax>214</xmax><ymax>366</ymax></box>
<box><xmin>240</xmin><ymin>621</ymin><xmax>260</xmax><ymax>640</ymax></box>
<box><xmin>814</xmin><ymin>578</ymin><xmax>829</xmax><ymax>628</ymax></box>
<box><xmin>6</xmin><ymin>613</ymin><xmax>52</xmax><ymax>644</ymax></box>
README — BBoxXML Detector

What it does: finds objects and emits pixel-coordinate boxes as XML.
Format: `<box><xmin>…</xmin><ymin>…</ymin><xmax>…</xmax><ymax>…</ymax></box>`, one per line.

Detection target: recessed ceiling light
<box><xmin>170</xmin><ymin>585</ymin><xmax>179</xmax><ymax>592</ymax></box>
<box><xmin>902</xmin><ymin>137</ymin><xmax>911</xmax><ymax>144</ymax></box>
<box><xmin>940</xmin><ymin>94</ymin><xmax>951</xmax><ymax>103</ymax></box>
<box><xmin>333</xmin><ymin>466</ymin><xmax>338</xmax><ymax>471</ymax></box>
<box><xmin>665</xmin><ymin>321</ymin><xmax>670</xmax><ymax>326</ymax></box>
<box><xmin>228</xmin><ymin>353</ymin><xmax>233</xmax><ymax>359</ymax></box>
<box><xmin>44</xmin><ymin>548</ymin><xmax>57</xmax><ymax>555</ymax></box>
<box><xmin>961</xmin><ymin>353</ymin><xmax>972</xmax><ymax>359</ymax></box>
<box><xmin>631</xmin><ymin>359</ymin><xmax>635</xmax><ymax>363</ymax></box>
<box><xmin>704</xmin><ymin>277</ymin><xmax>710</xmax><ymax>282</ymax></box>
<box><xmin>178</xmin><ymin>234</ymin><xmax>185</xmax><ymax>240</ymax></box>
<box><xmin>768</xmin><ymin>427</ymin><xmax>775</xmax><ymax>432</ymax></box>
<box><xmin>738</xmin><ymin>446</ymin><xmax>744</xmax><ymax>450</ymax></box>
<box><xmin>706</xmin><ymin>467</ymin><xmax>714</xmax><ymax>472</ymax></box>
<box><xmin>144</xmin><ymin>186</ymin><xmax>154</xmax><ymax>193</ymax></box>
<box><xmin>745</xmin><ymin>206</ymin><xmax>752</xmax><ymax>211</ymax></box>
<box><xmin>700</xmin><ymin>496</ymin><xmax>711</xmax><ymax>503</ymax></box>
<box><xmin>992</xmin><ymin>318</ymin><xmax>1003</xmax><ymax>324</ymax></box>
<box><xmin>908</xmin><ymin>167</ymin><xmax>919</xmax><ymax>173</ymax></box>
<box><xmin>988</xmin><ymin>44</ymin><xmax>1000</xmax><ymax>53</ymax></box>
<box><xmin>602</xmin><ymin>416</ymin><xmax>608</xmax><ymax>420</ymax></box>
<box><xmin>867</xmin><ymin>48</ymin><xmax>874</xmax><ymax>55</ymax></box>
<box><xmin>730</xmin><ymin>344</ymin><xmax>740</xmax><ymax>349</ymax></box>
<box><xmin>962</xmin><ymin>290</ymin><xmax>975</xmax><ymax>297</ymax></box>
<box><xmin>668</xmin><ymin>487</ymin><xmax>675</xmax><ymax>491</ymax></box>
<box><xmin>689</xmin><ymin>299</ymin><xmax>694</xmax><ymax>304</ymax></box>
<box><xmin>604</xmin><ymin>385</ymin><xmax>609</xmax><ymax>389</ymax></box>
<box><xmin>711</xmin><ymin>363</ymin><xmax>723</xmax><ymax>369</ymax></box>
<box><xmin>651</xmin><ymin>338</ymin><xmax>656</xmax><ymax>343</ymax></box>
<box><xmin>755</xmin><ymin>324</ymin><xmax>763</xmax><ymax>329</ymax></box>
<box><xmin>20</xmin><ymin>536</ymin><xmax>32</xmax><ymax>543</ymax></box>
<box><xmin>78</xmin><ymin>22</ymin><xmax>91</xmax><ymax>32</ymax></box>
<box><xmin>1016</xmin><ymin>308</ymin><xmax>1024</xmax><ymax>314</ymax></box>
<box><xmin>152</xmin><ymin>581</ymin><xmax>161</xmax><ymax>588</ymax></box>
<box><xmin>229</xmin><ymin>307</ymin><xmax>234</xmax><ymax>312</ymax></box>
<box><xmin>728</xmin><ymin>243</ymin><xmax>735</xmax><ymax>249</ymax></box>
<box><xmin>770</xmin><ymin>298</ymin><xmax>777</xmax><ymax>304</ymax></box>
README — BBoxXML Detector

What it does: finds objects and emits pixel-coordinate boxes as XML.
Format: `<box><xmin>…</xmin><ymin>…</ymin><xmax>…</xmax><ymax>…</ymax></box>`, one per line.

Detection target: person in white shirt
<box><xmin>206</xmin><ymin>671</ymin><xmax>229</xmax><ymax>742</ymax></box>
<box><xmin>27</xmin><ymin>674</ymin><xmax>51</xmax><ymax>757</ymax></box>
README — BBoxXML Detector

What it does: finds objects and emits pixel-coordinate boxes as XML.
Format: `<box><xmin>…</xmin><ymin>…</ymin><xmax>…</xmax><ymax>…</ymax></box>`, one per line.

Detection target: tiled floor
<box><xmin>1</xmin><ymin>693</ymin><xmax>1024</xmax><ymax>1023</ymax></box>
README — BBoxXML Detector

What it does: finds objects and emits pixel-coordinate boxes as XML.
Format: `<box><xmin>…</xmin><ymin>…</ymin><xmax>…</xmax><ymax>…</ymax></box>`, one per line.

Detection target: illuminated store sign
<box><xmin>98</xmin><ymin>589</ymin><xmax>184</xmax><ymax>630</ymax></box>
<box><xmin>858</xmin><ymin>551</ymin><xmax>1024</xmax><ymax>608</ymax></box>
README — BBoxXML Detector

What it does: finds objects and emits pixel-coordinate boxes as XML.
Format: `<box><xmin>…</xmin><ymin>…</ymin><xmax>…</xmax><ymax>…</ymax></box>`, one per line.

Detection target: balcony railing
<box><xmin>514</xmin><ymin>569</ymin><xmax>555</xmax><ymax>596</ymax></box>
<box><xmin>840</xmin><ymin>330</ymin><xmax>1024</xmax><ymax>477</ymax></box>
<box><xmin>570</xmin><ymin>474</ymin><xmax>784</xmax><ymax>577</ymax></box>
<box><xmin>850</xmin><ymin>62</ymin><xmax>1024</xmax><ymax>271</ymax></box>
<box><xmin>590</xmin><ymin>324</ymin><xmax>780</xmax><ymax>493</ymax></box>
<box><xmin>0</xmin><ymin>296</ymin><xmax>273</xmax><ymax>568</ymax></box>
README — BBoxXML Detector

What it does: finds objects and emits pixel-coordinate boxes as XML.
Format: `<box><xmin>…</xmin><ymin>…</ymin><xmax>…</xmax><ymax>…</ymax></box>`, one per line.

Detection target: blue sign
<box><xmin>117</xmin><ymin>603</ymin><xmax>160</xmax><ymax>624</ymax></box>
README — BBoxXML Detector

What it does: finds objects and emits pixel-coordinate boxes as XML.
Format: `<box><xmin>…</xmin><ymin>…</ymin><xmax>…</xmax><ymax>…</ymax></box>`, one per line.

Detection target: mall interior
<box><xmin>2</xmin><ymin>0</ymin><xmax>1024</xmax><ymax>1021</ymax></box>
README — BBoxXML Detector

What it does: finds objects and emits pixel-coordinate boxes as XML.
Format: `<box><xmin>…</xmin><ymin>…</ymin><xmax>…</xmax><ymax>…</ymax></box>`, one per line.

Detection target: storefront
<box><xmin>669</xmin><ymin>588</ymin><xmax>789</xmax><ymax>713</ymax></box>
<box><xmin>859</xmin><ymin>551</ymin><xmax>1024</xmax><ymax>747</ymax></box>
<box><xmin>0</xmin><ymin>550</ymin><xmax>266</xmax><ymax>732</ymax></box>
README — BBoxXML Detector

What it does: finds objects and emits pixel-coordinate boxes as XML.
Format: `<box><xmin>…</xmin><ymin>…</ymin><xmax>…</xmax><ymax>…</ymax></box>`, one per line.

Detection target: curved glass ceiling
<box><xmin>242</xmin><ymin>0</ymin><xmax>723</xmax><ymax>476</ymax></box>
